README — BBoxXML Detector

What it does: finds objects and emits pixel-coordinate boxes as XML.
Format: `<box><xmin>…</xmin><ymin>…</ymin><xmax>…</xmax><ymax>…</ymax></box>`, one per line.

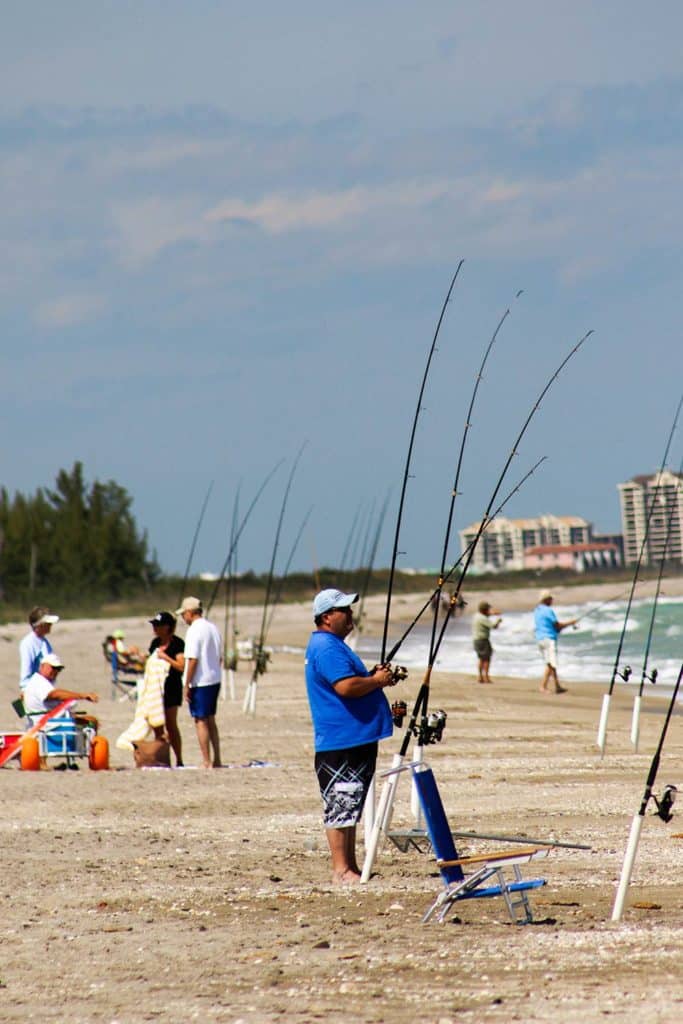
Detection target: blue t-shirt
<box><xmin>305</xmin><ymin>631</ymin><xmax>393</xmax><ymax>753</ymax></box>
<box><xmin>534</xmin><ymin>603</ymin><xmax>559</xmax><ymax>641</ymax></box>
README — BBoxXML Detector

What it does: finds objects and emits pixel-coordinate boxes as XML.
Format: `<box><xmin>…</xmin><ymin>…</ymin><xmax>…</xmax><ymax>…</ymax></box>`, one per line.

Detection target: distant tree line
<box><xmin>0</xmin><ymin>462</ymin><xmax>159</xmax><ymax>604</ymax></box>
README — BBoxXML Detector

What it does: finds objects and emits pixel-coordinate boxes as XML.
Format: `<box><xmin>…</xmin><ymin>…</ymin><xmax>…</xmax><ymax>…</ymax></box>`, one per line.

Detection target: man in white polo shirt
<box><xmin>19</xmin><ymin>606</ymin><xmax>59</xmax><ymax>690</ymax></box>
<box><xmin>176</xmin><ymin>596</ymin><xmax>222</xmax><ymax>769</ymax></box>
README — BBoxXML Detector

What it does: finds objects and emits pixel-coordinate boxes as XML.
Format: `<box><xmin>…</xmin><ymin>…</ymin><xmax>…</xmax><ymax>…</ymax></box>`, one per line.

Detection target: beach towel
<box><xmin>116</xmin><ymin>652</ymin><xmax>169</xmax><ymax>751</ymax></box>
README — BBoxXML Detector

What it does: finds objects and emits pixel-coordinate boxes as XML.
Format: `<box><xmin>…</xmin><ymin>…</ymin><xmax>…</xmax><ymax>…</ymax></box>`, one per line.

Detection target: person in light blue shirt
<box><xmin>305</xmin><ymin>588</ymin><xmax>398</xmax><ymax>884</ymax></box>
<box><xmin>19</xmin><ymin>606</ymin><xmax>59</xmax><ymax>690</ymax></box>
<box><xmin>534</xmin><ymin>591</ymin><xmax>576</xmax><ymax>694</ymax></box>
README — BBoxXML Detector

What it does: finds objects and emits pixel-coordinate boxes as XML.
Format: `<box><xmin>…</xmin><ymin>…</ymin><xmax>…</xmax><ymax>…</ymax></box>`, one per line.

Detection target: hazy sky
<box><xmin>2</xmin><ymin>3</ymin><xmax>682</xmax><ymax>575</ymax></box>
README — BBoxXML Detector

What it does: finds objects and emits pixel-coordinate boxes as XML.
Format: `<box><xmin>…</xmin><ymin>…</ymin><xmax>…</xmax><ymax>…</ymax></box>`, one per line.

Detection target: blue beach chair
<box><xmin>412</xmin><ymin>765</ymin><xmax>548</xmax><ymax>925</ymax></box>
<box><xmin>103</xmin><ymin>641</ymin><xmax>141</xmax><ymax>701</ymax></box>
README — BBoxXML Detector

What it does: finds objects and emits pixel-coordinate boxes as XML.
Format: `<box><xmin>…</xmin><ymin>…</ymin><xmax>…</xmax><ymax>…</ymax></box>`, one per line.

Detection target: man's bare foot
<box><xmin>479</xmin><ymin>679</ymin><xmax>493</xmax><ymax>684</ymax></box>
<box><xmin>539</xmin><ymin>687</ymin><xmax>549</xmax><ymax>693</ymax></box>
<box><xmin>555</xmin><ymin>686</ymin><xmax>568</xmax><ymax>694</ymax></box>
<box><xmin>332</xmin><ymin>868</ymin><xmax>361</xmax><ymax>885</ymax></box>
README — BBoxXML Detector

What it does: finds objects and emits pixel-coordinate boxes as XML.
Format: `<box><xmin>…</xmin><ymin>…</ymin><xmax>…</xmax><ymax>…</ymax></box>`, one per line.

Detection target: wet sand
<box><xmin>1</xmin><ymin>584</ymin><xmax>682</xmax><ymax>1023</ymax></box>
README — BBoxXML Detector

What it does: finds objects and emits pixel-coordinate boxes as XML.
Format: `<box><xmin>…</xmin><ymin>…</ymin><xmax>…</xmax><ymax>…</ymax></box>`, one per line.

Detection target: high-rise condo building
<box><xmin>618</xmin><ymin>469</ymin><xmax>683</xmax><ymax>565</ymax></box>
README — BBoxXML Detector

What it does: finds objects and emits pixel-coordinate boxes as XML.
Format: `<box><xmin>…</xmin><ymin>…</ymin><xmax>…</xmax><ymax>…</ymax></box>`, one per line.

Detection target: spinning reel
<box><xmin>645</xmin><ymin>668</ymin><xmax>658</xmax><ymax>685</ymax></box>
<box><xmin>253</xmin><ymin>645</ymin><xmax>271</xmax><ymax>675</ymax></box>
<box><xmin>617</xmin><ymin>665</ymin><xmax>632</xmax><ymax>683</ymax></box>
<box><xmin>653</xmin><ymin>784</ymin><xmax>677</xmax><ymax>823</ymax></box>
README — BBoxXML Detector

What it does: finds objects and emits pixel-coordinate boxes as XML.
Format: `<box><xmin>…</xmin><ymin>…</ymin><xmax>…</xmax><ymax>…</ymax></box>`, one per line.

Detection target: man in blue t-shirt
<box><xmin>305</xmin><ymin>588</ymin><xmax>398</xmax><ymax>884</ymax></box>
<box><xmin>534</xmin><ymin>591</ymin><xmax>577</xmax><ymax>694</ymax></box>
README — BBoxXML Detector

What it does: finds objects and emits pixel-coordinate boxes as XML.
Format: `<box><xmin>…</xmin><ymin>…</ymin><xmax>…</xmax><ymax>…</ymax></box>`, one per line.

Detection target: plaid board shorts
<box><xmin>314</xmin><ymin>741</ymin><xmax>378</xmax><ymax>829</ymax></box>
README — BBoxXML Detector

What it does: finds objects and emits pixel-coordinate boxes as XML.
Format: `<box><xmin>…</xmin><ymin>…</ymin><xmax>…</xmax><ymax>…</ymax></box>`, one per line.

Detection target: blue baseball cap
<box><xmin>312</xmin><ymin>589</ymin><xmax>359</xmax><ymax>617</ymax></box>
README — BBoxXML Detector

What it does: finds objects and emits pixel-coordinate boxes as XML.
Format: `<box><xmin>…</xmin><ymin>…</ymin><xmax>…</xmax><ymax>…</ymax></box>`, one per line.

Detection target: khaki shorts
<box><xmin>538</xmin><ymin>638</ymin><xmax>558</xmax><ymax>669</ymax></box>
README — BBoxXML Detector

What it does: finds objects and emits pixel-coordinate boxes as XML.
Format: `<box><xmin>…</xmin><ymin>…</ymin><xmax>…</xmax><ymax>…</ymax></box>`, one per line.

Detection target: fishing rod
<box><xmin>357</xmin><ymin>493</ymin><xmax>390</xmax><ymax>629</ymax></box>
<box><xmin>362</xmin><ymin>327</ymin><xmax>592</xmax><ymax>884</ymax></box>
<box><xmin>597</xmin><ymin>393</ymin><xmax>683</xmax><ymax>756</ymax></box>
<box><xmin>631</xmin><ymin>466</ymin><xmax>683</xmax><ymax>751</ymax></box>
<box><xmin>360</xmin><ymin>457</ymin><xmax>545</xmax><ymax>883</ymax></box>
<box><xmin>243</xmin><ymin>443</ymin><xmax>307</xmax><ymax>715</ymax></box>
<box><xmin>356</xmin><ymin>499</ymin><xmax>377</xmax><ymax>583</ymax></box>
<box><xmin>384</xmin><ymin>456</ymin><xmax>547</xmax><ymax>664</ymax></box>
<box><xmin>205</xmin><ymin>460</ymin><xmax>284</xmax><ymax>616</ymax></box>
<box><xmin>428</xmin><ymin>292</ymin><xmax>523</xmax><ymax>667</ymax></box>
<box><xmin>571</xmin><ymin>588</ymin><xmax>633</xmax><ymax>627</ymax></box>
<box><xmin>612</xmin><ymin>660</ymin><xmax>683</xmax><ymax>922</ymax></box>
<box><xmin>385</xmin><ymin>329</ymin><xmax>593</xmax><ymax>667</ymax></box>
<box><xmin>177</xmin><ymin>480</ymin><xmax>214</xmax><ymax>606</ymax></box>
<box><xmin>338</xmin><ymin>501</ymin><xmax>364</xmax><ymax>584</ymax></box>
<box><xmin>222</xmin><ymin>485</ymin><xmax>240</xmax><ymax>701</ymax></box>
<box><xmin>264</xmin><ymin>504</ymin><xmax>314</xmax><ymax>636</ymax></box>
<box><xmin>380</xmin><ymin>261</ymin><xmax>465</xmax><ymax>665</ymax></box>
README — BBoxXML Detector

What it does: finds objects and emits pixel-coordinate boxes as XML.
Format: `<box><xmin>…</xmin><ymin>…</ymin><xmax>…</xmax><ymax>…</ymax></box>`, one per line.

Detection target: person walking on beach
<box><xmin>148</xmin><ymin>611</ymin><xmax>185</xmax><ymax>767</ymax></box>
<box><xmin>19</xmin><ymin>606</ymin><xmax>59</xmax><ymax>690</ymax></box>
<box><xmin>534</xmin><ymin>591</ymin><xmax>577</xmax><ymax>694</ymax></box>
<box><xmin>304</xmin><ymin>588</ymin><xmax>398</xmax><ymax>884</ymax></box>
<box><xmin>471</xmin><ymin>601</ymin><xmax>502</xmax><ymax>684</ymax></box>
<box><xmin>176</xmin><ymin>597</ymin><xmax>222</xmax><ymax>769</ymax></box>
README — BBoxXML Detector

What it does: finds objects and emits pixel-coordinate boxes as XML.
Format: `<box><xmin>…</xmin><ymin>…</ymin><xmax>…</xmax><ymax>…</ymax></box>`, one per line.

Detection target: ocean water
<box><xmin>358</xmin><ymin>596</ymin><xmax>683</xmax><ymax>686</ymax></box>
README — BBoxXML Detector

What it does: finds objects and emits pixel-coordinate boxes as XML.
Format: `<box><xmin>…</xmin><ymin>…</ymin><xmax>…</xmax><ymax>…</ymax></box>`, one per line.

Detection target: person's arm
<box><xmin>48</xmin><ymin>688</ymin><xmax>99</xmax><ymax>703</ymax></box>
<box><xmin>333</xmin><ymin>665</ymin><xmax>395</xmax><ymax>698</ymax></box>
<box><xmin>184</xmin><ymin>658</ymin><xmax>198</xmax><ymax>701</ymax></box>
<box><xmin>556</xmin><ymin>619</ymin><xmax>577</xmax><ymax>632</ymax></box>
<box><xmin>158</xmin><ymin>648</ymin><xmax>185</xmax><ymax>672</ymax></box>
<box><xmin>19</xmin><ymin>637</ymin><xmax>33</xmax><ymax>684</ymax></box>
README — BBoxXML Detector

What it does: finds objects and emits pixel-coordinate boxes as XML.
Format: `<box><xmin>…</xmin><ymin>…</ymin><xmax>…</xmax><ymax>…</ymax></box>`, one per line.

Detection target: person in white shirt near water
<box><xmin>176</xmin><ymin>596</ymin><xmax>222</xmax><ymax>769</ymax></box>
<box><xmin>471</xmin><ymin>601</ymin><xmax>502</xmax><ymax>684</ymax></box>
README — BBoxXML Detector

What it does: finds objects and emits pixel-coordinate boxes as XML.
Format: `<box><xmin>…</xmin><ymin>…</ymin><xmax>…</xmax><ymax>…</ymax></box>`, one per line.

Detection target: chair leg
<box><xmin>496</xmin><ymin>866</ymin><xmax>534</xmax><ymax>925</ymax></box>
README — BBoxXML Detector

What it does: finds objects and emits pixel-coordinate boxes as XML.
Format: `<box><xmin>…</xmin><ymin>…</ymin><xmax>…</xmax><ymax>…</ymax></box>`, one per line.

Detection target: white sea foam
<box><xmin>362</xmin><ymin>595</ymin><xmax>683</xmax><ymax>685</ymax></box>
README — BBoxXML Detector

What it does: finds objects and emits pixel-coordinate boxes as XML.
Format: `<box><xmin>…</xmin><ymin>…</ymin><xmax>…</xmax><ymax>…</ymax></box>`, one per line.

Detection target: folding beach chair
<box><xmin>103</xmin><ymin>641</ymin><xmax>140</xmax><ymax>701</ymax></box>
<box><xmin>412</xmin><ymin>764</ymin><xmax>548</xmax><ymax>924</ymax></box>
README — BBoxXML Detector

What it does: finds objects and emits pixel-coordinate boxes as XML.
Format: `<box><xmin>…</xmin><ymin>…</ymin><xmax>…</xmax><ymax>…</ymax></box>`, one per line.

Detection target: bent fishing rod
<box><xmin>386</xmin><ymin>329</ymin><xmax>593</xmax><ymax>670</ymax></box>
<box><xmin>428</xmin><ymin>291</ymin><xmax>523</xmax><ymax>667</ymax></box>
<box><xmin>361</xmin><ymin>330</ymin><xmax>592</xmax><ymax>884</ymax></box>
<box><xmin>178</xmin><ymin>480</ymin><xmax>214</xmax><ymax>606</ymax></box>
<box><xmin>631</xmin><ymin>464</ymin><xmax>683</xmax><ymax>751</ymax></box>
<box><xmin>571</xmin><ymin>588</ymin><xmax>633</xmax><ymax>627</ymax></box>
<box><xmin>360</xmin><ymin>458</ymin><xmax>552</xmax><ymax>888</ymax></box>
<box><xmin>597</xmin><ymin>393</ymin><xmax>683</xmax><ymax>755</ymax></box>
<box><xmin>612</xmin><ymin>660</ymin><xmax>683</xmax><ymax>922</ymax></box>
<box><xmin>205</xmin><ymin>459</ymin><xmax>284</xmax><ymax>616</ymax></box>
<box><xmin>354</xmin><ymin>491</ymin><xmax>390</xmax><ymax>640</ymax></box>
<box><xmin>380</xmin><ymin>261</ymin><xmax>465</xmax><ymax>664</ymax></box>
<box><xmin>265</xmin><ymin>503</ymin><xmax>314</xmax><ymax>636</ymax></box>
<box><xmin>222</xmin><ymin>485</ymin><xmax>240</xmax><ymax>699</ymax></box>
<box><xmin>244</xmin><ymin>442</ymin><xmax>307</xmax><ymax>714</ymax></box>
<box><xmin>384</xmin><ymin>455</ymin><xmax>547</xmax><ymax>665</ymax></box>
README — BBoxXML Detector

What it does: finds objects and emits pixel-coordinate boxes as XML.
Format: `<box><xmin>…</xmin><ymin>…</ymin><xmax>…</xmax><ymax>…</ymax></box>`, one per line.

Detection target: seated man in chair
<box><xmin>23</xmin><ymin>653</ymin><xmax>100</xmax><ymax>734</ymax></box>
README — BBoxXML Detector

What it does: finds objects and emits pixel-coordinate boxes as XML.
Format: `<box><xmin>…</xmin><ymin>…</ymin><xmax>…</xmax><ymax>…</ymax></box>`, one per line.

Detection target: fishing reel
<box><xmin>253</xmin><ymin>645</ymin><xmax>271</xmax><ymax>676</ymax></box>
<box><xmin>391</xmin><ymin>700</ymin><xmax>407</xmax><ymax>727</ymax></box>
<box><xmin>225</xmin><ymin>651</ymin><xmax>238</xmax><ymax>672</ymax></box>
<box><xmin>617</xmin><ymin>665</ymin><xmax>632</xmax><ymax>683</ymax></box>
<box><xmin>388</xmin><ymin>663</ymin><xmax>408</xmax><ymax>685</ymax></box>
<box><xmin>418</xmin><ymin>709</ymin><xmax>448</xmax><ymax>746</ymax></box>
<box><xmin>645</xmin><ymin>668</ymin><xmax>659</xmax><ymax>685</ymax></box>
<box><xmin>653</xmin><ymin>785</ymin><xmax>677</xmax><ymax>823</ymax></box>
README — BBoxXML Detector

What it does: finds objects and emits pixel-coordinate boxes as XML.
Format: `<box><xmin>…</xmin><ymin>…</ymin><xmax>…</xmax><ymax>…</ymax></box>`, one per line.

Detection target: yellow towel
<box><xmin>116</xmin><ymin>653</ymin><xmax>169</xmax><ymax>751</ymax></box>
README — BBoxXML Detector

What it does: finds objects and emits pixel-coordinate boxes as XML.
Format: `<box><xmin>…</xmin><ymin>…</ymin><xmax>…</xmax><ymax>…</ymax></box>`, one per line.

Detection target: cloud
<box><xmin>34</xmin><ymin>292</ymin><xmax>105</xmax><ymax>328</ymax></box>
<box><xmin>204</xmin><ymin>179</ymin><xmax>451</xmax><ymax>234</ymax></box>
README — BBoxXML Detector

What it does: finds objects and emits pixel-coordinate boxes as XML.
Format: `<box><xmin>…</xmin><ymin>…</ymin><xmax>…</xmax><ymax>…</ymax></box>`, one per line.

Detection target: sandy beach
<box><xmin>1</xmin><ymin>582</ymin><xmax>683</xmax><ymax>1023</ymax></box>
